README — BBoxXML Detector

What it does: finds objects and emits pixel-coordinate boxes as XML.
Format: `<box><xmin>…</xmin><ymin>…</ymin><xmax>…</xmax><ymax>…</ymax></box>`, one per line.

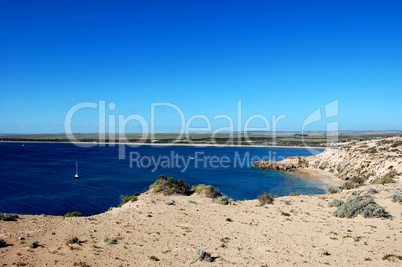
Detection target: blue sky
<box><xmin>0</xmin><ymin>0</ymin><xmax>401</xmax><ymax>134</ymax></box>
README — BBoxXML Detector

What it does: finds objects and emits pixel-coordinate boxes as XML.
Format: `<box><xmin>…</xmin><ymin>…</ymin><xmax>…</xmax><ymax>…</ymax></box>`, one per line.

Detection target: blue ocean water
<box><xmin>0</xmin><ymin>142</ymin><xmax>325</xmax><ymax>216</ymax></box>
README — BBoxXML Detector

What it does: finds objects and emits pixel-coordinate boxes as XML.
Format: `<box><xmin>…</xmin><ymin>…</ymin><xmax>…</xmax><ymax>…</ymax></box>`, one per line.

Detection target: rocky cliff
<box><xmin>253</xmin><ymin>136</ymin><xmax>402</xmax><ymax>185</ymax></box>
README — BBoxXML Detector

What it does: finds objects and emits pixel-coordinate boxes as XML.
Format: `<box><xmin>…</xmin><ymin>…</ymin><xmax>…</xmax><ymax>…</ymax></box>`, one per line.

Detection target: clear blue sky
<box><xmin>0</xmin><ymin>0</ymin><xmax>401</xmax><ymax>133</ymax></box>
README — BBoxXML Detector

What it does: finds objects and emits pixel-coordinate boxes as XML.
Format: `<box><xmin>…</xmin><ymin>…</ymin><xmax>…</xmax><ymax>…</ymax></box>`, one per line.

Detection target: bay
<box><xmin>0</xmin><ymin>142</ymin><xmax>325</xmax><ymax>216</ymax></box>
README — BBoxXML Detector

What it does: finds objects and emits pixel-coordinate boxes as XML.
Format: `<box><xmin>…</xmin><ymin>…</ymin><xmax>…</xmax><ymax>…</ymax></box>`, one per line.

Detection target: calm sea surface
<box><xmin>0</xmin><ymin>142</ymin><xmax>325</xmax><ymax>216</ymax></box>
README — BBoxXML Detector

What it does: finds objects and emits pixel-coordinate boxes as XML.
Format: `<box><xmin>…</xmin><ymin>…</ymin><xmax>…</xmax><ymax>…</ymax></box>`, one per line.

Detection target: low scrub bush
<box><xmin>102</xmin><ymin>236</ymin><xmax>117</xmax><ymax>244</ymax></box>
<box><xmin>0</xmin><ymin>213</ymin><xmax>19</xmax><ymax>221</ymax></box>
<box><xmin>298</xmin><ymin>157</ymin><xmax>308</xmax><ymax>167</ymax></box>
<box><xmin>63</xmin><ymin>211</ymin><xmax>82</xmax><ymax>219</ymax></box>
<box><xmin>382</xmin><ymin>254</ymin><xmax>402</xmax><ymax>261</ymax></box>
<box><xmin>215</xmin><ymin>196</ymin><xmax>230</xmax><ymax>205</ymax></box>
<box><xmin>289</xmin><ymin>192</ymin><xmax>300</xmax><ymax>196</ymax></box>
<box><xmin>390</xmin><ymin>141</ymin><xmax>402</xmax><ymax>148</ymax></box>
<box><xmin>258</xmin><ymin>192</ymin><xmax>276</xmax><ymax>205</ymax></box>
<box><xmin>165</xmin><ymin>200</ymin><xmax>175</xmax><ymax>205</ymax></box>
<box><xmin>150</xmin><ymin>175</ymin><xmax>189</xmax><ymax>195</ymax></box>
<box><xmin>363</xmin><ymin>188</ymin><xmax>378</xmax><ymax>195</ymax></box>
<box><xmin>350</xmin><ymin>176</ymin><xmax>366</xmax><ymax>185</ymax></box>
<box><xmin>328</xmin><ymin>199</ymin><xmax>344</xmax><ymax>207</ymax></box>
<box><xmin>192</xmin><ymin>184</ymin><xmax>220</xmax><ymax>198</ymax></box>
<box><xmin>194</xmin><ymin>249</ymin><xmax>214</xmax><ymax>262</ymax></box>
<box><xmin>328</xmin><ymin>188</ymin><xmax>338</xmax><ymax>194</ymax></box>
<box><xmin>0</xmin><ymin>239</ymin><xmax>7</xmax><ymax>248</ymax></box>
<box><xmin>118</xmin><ymin>194</ymin><xmax>137</xmax><ymax>207</ymax></box>
<box><xmin>67</xmin><ymin>237</ymin><xmax>80</xmax><ymax>244</ymax></box>
<box><xmin>28</xmin><ymin>241</ymin><xmax>39</xmax><ymax>248</ymax></box>
<box><xmin>333</xmin><ymin>195</ymin><xmax>391</xmax><ymax>219</ymax></box>
<box><xmin>373</xmin><ymin>170</ymin><xmax>398</xmax><ymax>185</ymax></box>
<box><xmin>73</xmin><ymin>261</ymin><xmax>90</xmax><ymax>267</ymax></box>
<box><xmin>373</xmin><ymin>176</ymin><xmax>395</xmax><ymax>185</ymax></box>
<box><xmin>390</xmin><ymin>191</ymin><xmax>402</xmax><ymax>204</ymax></box>
<box><xmin>149</xmin><ymin>255</ymin><xmax>160</xmax><ymax>261</ymax></box>
<box><xmin>343</xmin><ymin>181</ymin><xmax>357</xmax><ymax>190</ymax></box>
<box><xmin>364</xmin><ymin>147</ymin><xmax>378</xmax><ymax>154</ymax></box>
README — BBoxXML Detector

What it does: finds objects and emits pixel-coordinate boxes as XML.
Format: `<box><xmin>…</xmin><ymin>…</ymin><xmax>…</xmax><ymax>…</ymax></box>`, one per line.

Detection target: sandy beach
<box><xmin>291</xmin><ymin>169</ymin><xmax>344</xmax><ymax>187</ymax></box>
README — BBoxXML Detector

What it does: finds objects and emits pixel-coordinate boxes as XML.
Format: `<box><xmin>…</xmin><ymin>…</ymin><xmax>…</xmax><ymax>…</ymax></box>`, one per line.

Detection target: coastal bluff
<box><xmin>253</xmin><ymin>136</ymin><xmax>402</xmax><ymax>184</ymax></box>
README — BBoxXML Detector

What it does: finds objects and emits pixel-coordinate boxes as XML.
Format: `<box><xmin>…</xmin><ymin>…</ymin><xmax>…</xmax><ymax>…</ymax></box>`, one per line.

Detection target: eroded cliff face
<box><xmin>253</xmin><ymin>136</ymin><xmax>402</xmax><ymax>183</ymax></box>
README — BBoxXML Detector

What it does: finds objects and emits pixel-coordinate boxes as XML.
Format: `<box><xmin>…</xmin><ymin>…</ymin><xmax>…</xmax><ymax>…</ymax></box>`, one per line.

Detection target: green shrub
<box><xmin>165</xmin><ymin>200</ymin><xmax>175</xmax><ymax>205</ymax></box>
<box><xmin>192</xmin><ymin>184</ymin><xmax>206</xmax><ymax>193</ymax></box>
<box><xmin>102</xmin><ymin>236</ymin><xmax>117</xmax><ymax>244</ymax></box>
<box><xmin>350</xmin><ymin>176</ymin><xmax>366</xmax><ymax>185</ymax></box>
<box><xmin>118</xmin><ymin>195</ymin><xmax>137</xmax><ymax>207</ymax></box>
<box><xmin>297</xmin><ymin>157</ymin><xmax>308</xmax><ymax>167</ymax></box>
<box><xmin>390</xmin><ymin>191</ymin><xmax>402</xmax><ymax>204</ymax></box>
<box><xmin>328</xmin><ymin>188</ymin><xmax>338</xmax><ymax>194</ymax></box>
<box><xmin>63</xmin><ymin>211</ymin><xmax>82</xmax><ymax>219</ymax></box>
<box><xmin>150</xmin><ymin>175</ymin><xmax>189</xmax><ymax>195</ymax></box>
<box><xmin>343</xmin><ymin>181</ymin><xmax>356</xmax><ymax>190</ymax></box>
<box><xmin>373</xmin><ymin>171</ymin><xmax>398</xmax><ymax>185</ymax></box>
<box><xmin>0</xmin><ymin>213</ymin><xmax>19</xmax><ymax>221</ymax></box>
<box><xmin>176</xmin><ymin>179</ymin><xmax>186</xmax><ymax>187</ymax></box>
<box><xmin>215</xmin><ymin>196</ymin><xmax>230</xmax><ymax>205</ymax></box>
<box><xmin>373</xmin><ymin>176</ymin><xmax>395</xmax><ymax>185</ymax></box>
<box><xmin>363</xmin><ymin>188</ymin><xmax>378</xmax><ymax>195</ymax></box>
<box><xmin>194</xmin><ymin>249</ymin><xmax>214</xmax><ymax>262</ymax></box>
<box><xmin>343</xmin><ymin>176</ymin><xmax>368</xmax><ymax>190</ymax></box>
<box><xmin>333</xmin><ymin>195</ymin><xmax>391</xmax><ymax>219</ymax></box>
<box><xmin>289</xmin><ymin>192</ymin><xmax>300</xmax><ymax>196</ymax></box>
<box><xmin>328</xmin><ymin>199</ymin><xmax>344</xmax><ymax>207</ymax></box>
<box><xmin>258</xmin><ymin>192</ymin><xmax>276</xmax><ymax>205</ymax></box>
<box><xmin>192</xmin><ymin>184</ymin><xmax>220</xmax><ymax>198</ymax></box>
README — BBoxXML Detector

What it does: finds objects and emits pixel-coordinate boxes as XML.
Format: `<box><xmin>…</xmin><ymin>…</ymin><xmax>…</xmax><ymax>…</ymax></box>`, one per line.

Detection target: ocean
<box><xmin>0</xmin><ymin>142</ymin><xmax>325</xmax><ymax>216</ymax></box>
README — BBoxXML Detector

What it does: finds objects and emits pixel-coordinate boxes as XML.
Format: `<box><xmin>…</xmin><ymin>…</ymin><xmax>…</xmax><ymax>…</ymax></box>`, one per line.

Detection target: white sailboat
<box><xmin>75</xmin><ymin>161</ymin><xmax>80</xmax><ymax>179</ymax></box>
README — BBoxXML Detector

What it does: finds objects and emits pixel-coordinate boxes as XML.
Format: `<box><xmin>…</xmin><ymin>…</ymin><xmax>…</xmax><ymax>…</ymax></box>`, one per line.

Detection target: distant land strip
<box><xmin>0</xmin><ymin>131</ymin><xmax>401</xmax><ymax>147</ymax></box>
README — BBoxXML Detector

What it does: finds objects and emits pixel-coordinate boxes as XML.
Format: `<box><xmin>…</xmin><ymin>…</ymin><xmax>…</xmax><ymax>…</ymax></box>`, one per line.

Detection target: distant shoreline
<box><xmin>0</xmin><ymin>140</ymin><xmax>326</xmax><ymax>150</ymax></box>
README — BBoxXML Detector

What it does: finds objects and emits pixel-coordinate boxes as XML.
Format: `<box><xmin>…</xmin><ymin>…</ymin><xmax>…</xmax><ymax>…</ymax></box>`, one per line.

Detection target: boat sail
<box><xmin>75</xmin><ymin>161</ymin><xmax>79</xmax><ymax>179</ymax></box>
